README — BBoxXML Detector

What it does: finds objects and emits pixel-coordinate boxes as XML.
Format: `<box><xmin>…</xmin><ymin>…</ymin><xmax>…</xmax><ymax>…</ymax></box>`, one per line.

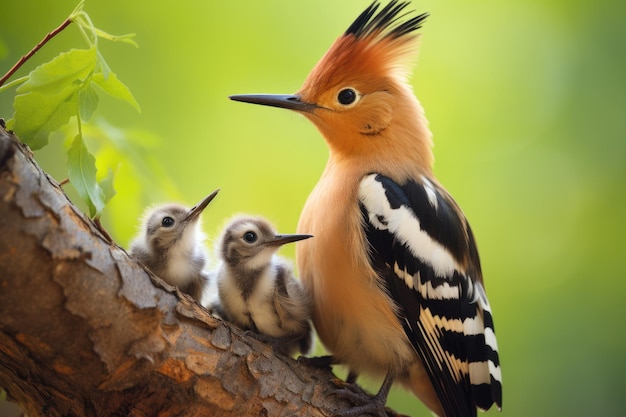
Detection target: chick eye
<box><xmin>243</xmin><ymin>231</ymin><xmax>258</xmax><ymax>244</ymax></box>
<box><xmin>161</xmin><ymin>216</ymin><xmax>175</xmax><ymax>228</ymax></box>
<box><xmin>337</xmin><ymin>88</ymin><xmax>357</xmax><ymax>105</ymax></box>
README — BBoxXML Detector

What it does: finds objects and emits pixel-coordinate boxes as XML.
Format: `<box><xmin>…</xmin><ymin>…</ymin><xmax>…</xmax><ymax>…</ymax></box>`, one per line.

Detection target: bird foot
<box><xmin>296</xmin><ymin>354</ymin><xmax>336</xmax><ymax>371</ymax></box>
<box><xmin>328</xmin><ymin>372</ymin><xmax>395</xmax><ymax>417</ymax></box>
<box><xmin>328</xmin><ymin>385</ymin><xmax>390</xmax><ymax>417</ymax></box>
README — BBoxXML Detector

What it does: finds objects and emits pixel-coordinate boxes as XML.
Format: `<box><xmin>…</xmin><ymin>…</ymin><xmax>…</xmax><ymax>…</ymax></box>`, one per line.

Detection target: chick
<box><xmin>213</xmin><ymin>215</ymin><xmax>313</xmax><ymax>356</ymax></box>
<box><xmin>129</xmin><ymin>190</ymin><xmax>218</xmax><ymax>300</ymax></box>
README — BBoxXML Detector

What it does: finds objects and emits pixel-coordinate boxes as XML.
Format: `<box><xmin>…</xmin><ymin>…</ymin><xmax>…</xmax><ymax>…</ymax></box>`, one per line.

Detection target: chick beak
<box><xmin>229</xmin><ymin>94</ymin><xmax>318</xmax><ymax>113</ymax></box>
<box><xmin>184</xmin><ymin>188</ymin><xmax>219</xmax><ymax>223</ymax></box>
<box><xmin>267</xmin><ymin>233</ymin><xmax>313</xmax><ymax>247</ymax></box>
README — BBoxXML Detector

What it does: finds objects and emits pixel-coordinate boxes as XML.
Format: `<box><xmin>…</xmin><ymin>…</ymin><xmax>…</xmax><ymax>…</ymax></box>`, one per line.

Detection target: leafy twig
<box><xmin>3</xmin><ymin>0</ymin><xmax>138</xmax><ymax>219</ymax></box>
<box><xmin>0</xmin><ymin>18</ymin><xmax>72</xmax><ymax>88</ymax></box>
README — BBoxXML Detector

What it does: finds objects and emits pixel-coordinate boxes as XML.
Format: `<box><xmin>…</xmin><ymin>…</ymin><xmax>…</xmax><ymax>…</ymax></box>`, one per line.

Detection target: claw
<box><xmin>297</xmin><ymin>354</ymin><xmax>336</xmax><ymax>371</ymax></box>
<box><xmin>328</xmin><ymin>372</ymin><xmax>395</xmax><ymax>417</ymax></box>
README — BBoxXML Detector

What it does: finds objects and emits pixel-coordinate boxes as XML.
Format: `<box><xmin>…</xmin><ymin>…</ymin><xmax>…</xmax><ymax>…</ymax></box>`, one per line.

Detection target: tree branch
<box><xmin>0</xmin><ymin>123</ymin><xmax>404</xmax><ymax>417</ymax></box>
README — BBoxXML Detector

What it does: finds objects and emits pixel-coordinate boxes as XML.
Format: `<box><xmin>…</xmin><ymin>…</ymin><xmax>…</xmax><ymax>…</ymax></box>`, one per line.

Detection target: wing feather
<box><xmin>358</xmin><ymin>173</ymin><xmax>502</xmax><ymax>416</ymax></box>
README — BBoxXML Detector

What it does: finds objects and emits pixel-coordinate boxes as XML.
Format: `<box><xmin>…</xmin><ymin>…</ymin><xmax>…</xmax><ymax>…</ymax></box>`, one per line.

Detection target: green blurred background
<box><xmin>1</xmin><ymin>0</ymin><xmax>625</xmax><ymax>416</ymax></box>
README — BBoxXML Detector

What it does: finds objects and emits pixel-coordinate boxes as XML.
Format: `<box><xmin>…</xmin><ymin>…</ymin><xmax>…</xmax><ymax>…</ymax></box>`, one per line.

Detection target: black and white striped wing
<box><xmin>358</xmin><ymin>173</ymin><xmax>502</xmax><ymax>416</ymax></box>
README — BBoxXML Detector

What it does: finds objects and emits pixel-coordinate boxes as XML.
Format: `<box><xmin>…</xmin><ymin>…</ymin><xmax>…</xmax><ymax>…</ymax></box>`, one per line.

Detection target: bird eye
<box><xmin>337</xmin><ymin>88</ymin><xmax>357</xmax><ymax>106</ymax></box>
<box><xmin>243</xmin><ymin>231</ymin><xmax>258</xmax><ymax>244</ymax></box>
<box><xmin>161</xmin><ymin>216</ymin><xmax>175</xmax><ymax>228</ymax></box>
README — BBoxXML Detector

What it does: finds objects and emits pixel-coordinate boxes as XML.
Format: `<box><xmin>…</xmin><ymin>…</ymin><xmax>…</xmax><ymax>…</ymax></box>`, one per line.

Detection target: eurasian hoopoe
<box><xmin>230</xmin><ymin>2</ymin><xmax>502</xmax><ymax>416</ymax></box>
<box><xmin>212</xmin><ymin>215</ymin><xmax>313</xmax><ymax>356</ymax></box>
<box><xmin>129</xmin><ymin>190</ymin><xmax>218</xmax><ymax>301</ymax></box>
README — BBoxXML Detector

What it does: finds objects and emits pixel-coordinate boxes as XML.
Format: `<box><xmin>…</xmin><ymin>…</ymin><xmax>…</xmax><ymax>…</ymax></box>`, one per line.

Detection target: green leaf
<box><xmin>11</xmin><ymin>47</ymin><xmax>97</xmax><ymax>149</ymax></box>
<box><xmin>92</xmin><ymin>71</ymin><xmax>141</xmax><ymax>112</ymax></box>
<box><xmin>99</xmin><ymin>167</ymin><xmax>116</xmax><ymax>204</ymax></box>
<box><xmin>79</xmin><ymin>84</ymin><xmax>99</xmax><ymax>122</ymax></box>
<box><xmin>67</xmin><ymin>134</ymin><xmax>105</xmax><ymax>217</ymax></box>
<box><xmin>16</xmin><ymin>47</ymin><xmax>96</xmax><ymax>95</ymax></box>
<box><xmin>96</xmin><ymin>50</ymin><xmax>112</xmax><ymax>80</ymax></box>
<box><xmin>12</xmin><ymin>87</ymin><xmax>79</xmax><ymax>150</ymax></box>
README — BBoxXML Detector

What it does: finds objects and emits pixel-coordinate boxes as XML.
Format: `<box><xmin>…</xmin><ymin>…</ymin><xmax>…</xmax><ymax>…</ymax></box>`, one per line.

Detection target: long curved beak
<box><xmin>185</xmin><ymin>189</ymin><xmax>220</xmax><ymax>222</ymax></box>
<box><xmin>268</xmin><ymin>233</ymin><xmax>313</xmax><ymax>247</ymax></box>
<box><xmin>229</xmin><ymin>94</ymin><xmax>318</xmax><ymax>113</ymax></box>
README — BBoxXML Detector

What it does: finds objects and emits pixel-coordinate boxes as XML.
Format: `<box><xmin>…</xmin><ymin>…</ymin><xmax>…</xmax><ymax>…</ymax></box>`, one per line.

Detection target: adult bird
<box><xmin>230</xmin><ymin>1</ymin><xmax>502</xmax><ymax>416</ymax></box>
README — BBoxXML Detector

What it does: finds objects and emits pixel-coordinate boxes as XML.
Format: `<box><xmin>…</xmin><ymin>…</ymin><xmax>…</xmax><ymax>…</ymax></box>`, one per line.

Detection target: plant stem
<box><xmin>93</xmin><ymin>216</ymin><xmax>113</xmax><ymax>244</ymax></box>
<box><xmin>0</xmin><ymin>18</ymin><xmax>72</xmax><ymax>88</ymax></box>
<box><xmin>0</xmin><ymin>76</ymin><xmax>28</xmax><ymax>94</ymax></box>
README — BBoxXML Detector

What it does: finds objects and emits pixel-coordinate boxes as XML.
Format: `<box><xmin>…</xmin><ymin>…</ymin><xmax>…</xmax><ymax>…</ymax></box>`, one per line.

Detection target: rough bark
<box><xmin>0</xmin><ymin>123</ymin><xmax>405</xmax><ymax>417</ymax></box>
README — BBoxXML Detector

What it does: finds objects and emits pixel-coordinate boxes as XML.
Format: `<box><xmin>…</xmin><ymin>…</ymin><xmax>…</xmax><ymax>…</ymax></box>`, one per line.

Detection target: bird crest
<box><xmin>345</xmin><ymin>0</ymin><xmax>428</xmax><ymax>41</ymax></box>
<box><xmin>301</xmin><ymin>1</ymin><xmax>428</xmax><ymax>94</ymax></box>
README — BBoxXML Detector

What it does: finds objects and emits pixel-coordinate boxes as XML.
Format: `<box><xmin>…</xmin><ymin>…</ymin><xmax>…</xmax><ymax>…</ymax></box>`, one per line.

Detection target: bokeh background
<box><xmin>1</xmin><ymin>0</ymin><xmax>625</xmax><ymax>416</ymax></box>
